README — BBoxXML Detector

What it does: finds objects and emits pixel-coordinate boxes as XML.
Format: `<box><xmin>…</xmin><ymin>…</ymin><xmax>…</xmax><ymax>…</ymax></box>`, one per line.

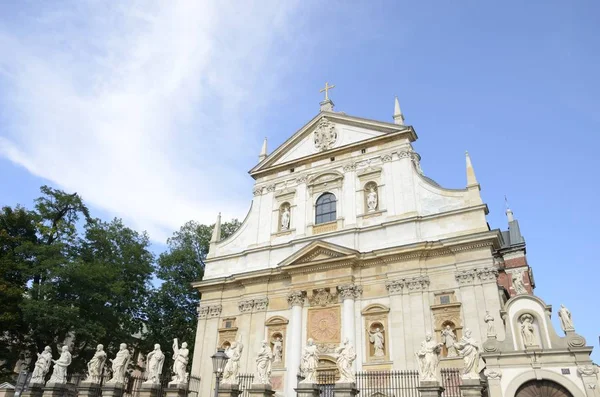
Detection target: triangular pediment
<box><xmin>277</xmin><ymin>240</ymin><xmax>360</xmax><ymax>269</ymax></box>
<box><xmin>250</xmin><ymin>111</ymin><xmax>416</xmax><ymax>177</ymax></box>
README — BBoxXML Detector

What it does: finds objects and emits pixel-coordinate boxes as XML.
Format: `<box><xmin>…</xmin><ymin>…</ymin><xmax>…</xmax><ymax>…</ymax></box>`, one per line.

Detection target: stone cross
<box><xmin>319</xmin><ymin>82</ymin><xmax>335</xmax><ymax>101</ymax></box>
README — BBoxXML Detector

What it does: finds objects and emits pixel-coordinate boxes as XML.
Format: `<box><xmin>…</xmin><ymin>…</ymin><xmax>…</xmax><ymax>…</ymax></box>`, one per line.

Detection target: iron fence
<box><xmin>237</xmin><ymin>374</ymin><xmax>254</xmax><ymax>397</ymax></box>
<box><xmin>440</xmin><ymin>368</ymin><xmax>462</xmax><ymax>397</ymax></box>
<box><xmin>356</xmin><ymin>370</ymin><xmax>420</xmax><ymax>397</ymax></box>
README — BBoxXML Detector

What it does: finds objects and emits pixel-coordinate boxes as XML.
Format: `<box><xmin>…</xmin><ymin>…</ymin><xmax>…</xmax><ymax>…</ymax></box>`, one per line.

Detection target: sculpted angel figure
<box><xmin>221</xmin><ymin>338</ymin><xmax>243</xmax><ymax>385</ymax></box>
<box><xmin>416</xmin><ymin>333</ymin><xmax>443</xmax><ymax>381</ymax></box>
<box><xmin>440</xmin><ymin>326</ymin><xmax>458</xmax><ymax>357</ymax></box>
<box><xmin>171</xmin><ymin>339</ymin><xmax>189</xmax><ymax>384</ymax></box>
<box><xmin>30</xmin><ymin>346</ymin><xmax>52</xmax><ymax>385</ymax></box>
<box><xmin>335</xmin><ymin>338</ymin><xmax>356</xmax><ymax>383</ymax></box>
<box><xmin>558</xmin><ymin>304</ymin><xmax>574</xmax><ymax>332</ymax></box>
<box><xmin>454</xmin><ymin>329</ymin><xmax>480</xmax><ymax>379</ymax></box>
<box><xmin>520</xmin><ymin>315</ymin><xmax>536</xmax><ymax>346</ymax></box>
<box><xmin>272</xmin><ymin>337</ymin><xmax>283</xmax><ymax>363</ymax></box>
<box><xmin>511</xmin><ymin>271</ymin><xmax>527</xmax><ymax>295</ymax></box>
<box><xmin>85</xmin><ymin>344</ymin><xmax>107</xmax><ymax>384</ymax></box>
<box><xmin>143</xmin><ymin>344</ymin><xmax>165</xmax><ymax>385</ymax></box>
<box><xmin>299</xmin><ymin>338</ymin><xmax>319</xmax><ymax>384</ymax></box>
<box><xmin>369</xmin><ymin>327</ymin><xmax>385</xmax><ymax>357</ymax></box>
<box><xmin>48</xmin><ymin>346</ymin><xmax>72</xmax><ymax>384</ymax></box>
<box><xmin>253</xmin><ymin>340</ymin><xmax>274</xmax><ymax>385</ymax></box>
<box><xmin>107</xmin><ymin>343</ymin><xmax>130</xmax><ymax>384</ymax></box>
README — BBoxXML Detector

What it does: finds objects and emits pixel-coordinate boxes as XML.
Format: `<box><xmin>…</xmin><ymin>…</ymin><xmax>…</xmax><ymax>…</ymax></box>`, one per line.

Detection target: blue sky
<box><xmin>1</xmin><ymin>1</ymin><xmax>598</xmax><ymax>360</ymax></box>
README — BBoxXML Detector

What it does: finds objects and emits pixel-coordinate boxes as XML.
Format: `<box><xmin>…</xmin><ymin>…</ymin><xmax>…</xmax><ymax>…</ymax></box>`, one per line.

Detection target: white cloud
<box><xmin>0</xmin><ymin>0</ymin><xmax>304</xmax><ymax>241</ymax></box>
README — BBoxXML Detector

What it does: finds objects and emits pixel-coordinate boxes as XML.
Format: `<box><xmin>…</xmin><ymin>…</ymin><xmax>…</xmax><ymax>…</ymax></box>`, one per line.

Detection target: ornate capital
<box><xmin>238</xmin><ymin>299</ymin><xmax>254</xmax><ymax>313</ymax></box>
<box><xmin>287</xmin><ymin>291</ymin><xmax>305</xmax><ymax>307</ymax></box>
<box><xmin>337</xmin><ymin>284</ymin><xmax>362</xmax><ymax>300</ymax></box>
<box><xmin>252</xmin><ymin>187</ymin><xmax>263</xmax><ymax>196</ymax></box>
<box><xmin>208</xmin><ymin>304</ymin><xmax>222</xmax><ymax>318</ymax></box>
<box><xmin>295</xmin><ymin>175</ymin><xmax>307</xmax><ymax>184</ymax></box>
<box><xmin>477</xmin><ymin>267</ymin><xmax>499</xmax><ymax>282</ymax></box>
<box><xmin>578</xmin><ymin>365</ymin><xmax>599</xmax><ymax>377</ymax></box>
<box><xmin>484</xmin><ymin>369</ymin><xmax>502</xmax><ymax>380</ymax></box>
<box><xmin>406</xmin><ymin>275</ymin><xmax>430</xmax><ymax>291</ymax></box>
<box><xmin>266</xmin><ymin>184</ymin><xmax>276</xmax><ymax>193</ymax></box>
<box><xmin>385</xmin><ymin>279</ymin><xmax>405</xmax><ymax>295</ymax></box>
<box><xmin>455</xmin><ymin>269</ymin><xmax>477</xmax><ymax>285</ymax></box>
<box><xmin>198</xmin><ymin>306</ymin><xmax>209</xmax><ymax>319</ymax></box>
<box><xmin>342</xmin><ymin>163</ymin><xmax>357</xmax><ymax>172</ymax></box>
<box><xmin>253</xmin><ymin>298</ymin><xmax>269</xmax><ymax>312</ymax></box>
<box><xmin>381</xmin><ymin>154</ymin><xmax>393</xmax><ymax>162</ymax></box>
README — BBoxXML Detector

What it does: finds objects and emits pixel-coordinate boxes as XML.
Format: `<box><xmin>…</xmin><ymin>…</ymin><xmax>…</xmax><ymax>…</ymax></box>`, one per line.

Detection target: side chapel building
<box><xmin>191</xmin><ymin>91</ymin><xmax>598</xmax><ymax>397</ymax></box>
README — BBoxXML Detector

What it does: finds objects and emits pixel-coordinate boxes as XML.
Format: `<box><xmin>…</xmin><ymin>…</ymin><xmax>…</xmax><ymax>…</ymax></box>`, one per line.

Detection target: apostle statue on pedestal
<box><xmin>454</xmin><ymin>329</ymin><xmax>480</xmax><ymax>379</ymax></box>
<box><xmin>335</xmin><ymin>338</ymin><xmax>356</xmax><ymax>383</ymax></box>
<box><xmin>416</xmin><ymin>333</ymin><xmax>443</xmax><ymax>381</ymax></box>
<box><xmin>29</xmin><ymin>346</ymin><xmax>52</xmax><ymax>385</ymax></box>
<box><xmin>85</xmin><ymin>344</ymin><xmax>107</xmax><ymax>384</ymax></box>
<box><xmin>253</xmin><ymin>340</ymin><xmax>274</xmax><ymax>385</ymax></box>
<box><xmin>221</xmin><ymin>338</ymin><xmax>243</xmax><ymax>385</ymax></box>
<box><xmin>299</xmin><ymin>338</ymin><xmax>319</xmax><ymax>384</ymax></box>
<box><xmin>440</xmin><ymin>326</ymin><xmax>458</xmax><ymax>357</ymax></box>
<box><xmin>48</xmin><ymin>346</ymin><xmax>72</xmax><ymax>384</ymax></box>
<box><xmin>171</xmin><ymin>339</ymin><xmax>189</xmax><ymax>384</ymax></box>
<box><xmin>107</xmin><ymin>343</ymin><xmax>130</xmax><ymax>384</ymax></box>
<box><xmin>558</xmin><ymin>304</ymin><xmax>575</xmax><ymax>333</ymax></box>
<box><xmin>143</xmin><ymin>344</ymin><xmax>165</xmax><ymax>385</ymax></box>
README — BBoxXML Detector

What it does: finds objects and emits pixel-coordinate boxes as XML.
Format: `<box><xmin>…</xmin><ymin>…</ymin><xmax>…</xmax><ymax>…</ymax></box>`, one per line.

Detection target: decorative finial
<box><xmin>505</xmin><ymin>196</ymin><xmax>514</xmax><ymax>222</ymax></box>
<box><xmin>465</xmin><ymin>151</ymin><xmax>479</xmax><ymax>187</ymax></box>
<box><xmin>319</xmin><ymin>82</ymin><xmax>335</xmax><ymax>112</ymax></box>
<box><xmin>320</xmin><ymin>82</ymin><xmax>335</xmax><ymax>101</ymax></box>
<box><xmin>210</xmin><ymin>212</ymin><xmax>222</xmax><ymax>243</ymax></box>
<box><xmin>393</xmin><ymin>96</ymin><xmax>404</xmax><ymax>125</ymax></box>
<box><xmin>259</xmin><ymin>137</ymin><xmax>268</xmax><ymax>162</ymax></box>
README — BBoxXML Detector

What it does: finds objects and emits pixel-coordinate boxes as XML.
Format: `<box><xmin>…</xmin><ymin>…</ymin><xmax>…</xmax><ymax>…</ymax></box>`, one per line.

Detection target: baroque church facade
<box><xmin>190</xmin><ymin>91</ymin><xmax>598</xmax><ymax>397</ymax></box>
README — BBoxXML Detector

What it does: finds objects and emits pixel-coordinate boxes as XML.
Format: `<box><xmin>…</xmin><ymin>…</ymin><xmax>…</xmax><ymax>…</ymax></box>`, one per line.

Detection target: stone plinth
<box><xmin>417</xmin><ymin>380</ymin><xmax>445</xmax><ymax>397</ymax></box>
<box><xmin>138</xmin><ymin>383</ymin><xmax>161</xmax><ymax>397</ymax></box>
<box><xmin>21</xmin><ymin>383</ymin><xmax>44</xmax><ymax>397</ymax></box>
<box><xmin>101</xmin><ymin>383</ymin><xmax>124</xmax><ymax>397</ymax></box>
<box><xmin>77</xmin><ymin>382</ymin><xmax>101</xmax><ymax>397</ymax></box>
<box><xmin>42</xmin><ymin>383</ymin><xmax>68</xmax><ymax>397</ymax></box>
<box><xmin>165</xmin><ymin>384</ymin><xmax>187</xmax><ymax>397</ymax></box>
<box><xmin>459</xmin><ymin>378</ymin><xmax>483</xmax><ymax>397</ymax></box>
<box><xmin>217</xmin><ymin>383</ymin><xmax>241</xmax><ymax>397</ymax></box>
<box><xmin>333</xmin><ymin>382</ymin><xmax>359</xmax><ymax>397</ymax></box>
<box><xmin>0</xmin><ymin>384</ymin><xmax>15</xmax><ymax>397</ymax></box>
<box><xmin>295</xmin><ymin>383</ymin><xmax>320</xmax><ymax>397</ymax></box>
<box><xmin>247</xmin><ymin>384</ymin><xmax>275</xmax><ymax>397</ymax></box>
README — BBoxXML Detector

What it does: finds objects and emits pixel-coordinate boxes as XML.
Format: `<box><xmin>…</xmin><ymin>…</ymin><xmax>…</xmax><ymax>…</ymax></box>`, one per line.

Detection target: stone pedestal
<box><xmin>459</xmin><ymin>378</ymin><xmax>483</xmax><ymax>397</ymax></box>
<box><xmin>417</xmin><ymin>380</ymin><xmax>445</xmax><ymax>397</ymax></box>
<box><xmin>138</xmin><ymin>384</ymin><xmax>161</xmax><ymax>397</ymax></box>
<box><xmin>77</xmin><ymin>382</ymin><xmax>101</xmax><ymax>397</ymax></box>
<box><xmin>165</xmin><ymin>384</ymin><xmax>187</xmax><ymax>397</ymax></box>
<box><xmin>247</xmin><ymin>384</ymin><xmax>275</xmax><ymax>397</ymax></box>
<box><xmin>42</xmin><ymin>383</ymin><xmax>67</xmax><ymax>397</ymax></box>
<box><xmin>217</xmin><ymin>383</ymin><xmax>241</xmax><ymax>397</ymax></box>
<box><xmin>0</xmin><ymin>384</ymin><xmax>15</xmax><ymax>397</ymax></box>
<box><xmin>333</xmin><ymin>382</ymin><xmax>359</xmax><ymax>397</ymax></box>
<box><xmin>101</xmin><ymin>383</ymin><xmax>124</xmax><ymax>397</ymax></box>
<box><xmin>294</xmin><ymin>383</ymin><xmax>320</xmax><ymax>397</ymax></box>
<box><xmin>21</xmin><ymin>384</ymin><xmax>44</xmax><ymax>397</ymax></box>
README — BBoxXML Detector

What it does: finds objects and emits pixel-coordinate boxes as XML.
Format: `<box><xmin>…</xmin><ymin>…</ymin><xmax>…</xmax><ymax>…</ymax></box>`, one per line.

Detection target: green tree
<box><xmin>144</xmin><ymin>219</ymin><xmax>241</xmax><ymax>364</ymax></box>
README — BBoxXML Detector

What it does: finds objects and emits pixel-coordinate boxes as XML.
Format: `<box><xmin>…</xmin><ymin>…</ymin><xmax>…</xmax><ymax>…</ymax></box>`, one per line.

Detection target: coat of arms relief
<box><xmin>313</xmin><ymin>117</ymin><xmax>338</xmax><ymax>151</ymax></box>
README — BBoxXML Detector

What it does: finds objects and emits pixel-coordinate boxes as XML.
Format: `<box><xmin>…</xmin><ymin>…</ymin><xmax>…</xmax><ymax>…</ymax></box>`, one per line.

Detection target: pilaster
<box><xmin>199</xmin><ymin>304</ymin><xmax>223</xmax><ymax>397</ymax></box>
<box><xmin>333</xmin><ymin>382</ymin><xmax>359</xmax><ymax>397</ymax></box>
<box><xmin>386</xmin><ymin>279</ymin><xmax>407</xmax><ymax>368</ymax></box>
<box><xmin>164</xmin><ymin>385</ymin><xmax>187</xmax><ymax>397</ymax></box>
<box><xmin>417</xmin><ymin>380</ymin><xmax>444</xmax><ymax>397</ymax></box>
<box><xmin>459</xmin><ymin>378</ymin><xmax>483</xmax><ymax>397</ymax></box>
<box><xmin>138</xmin><ymin>383</ymin><xmax>160</xmax><ymax>397</ymax></box>
<box><xmin>217</xmin><ymin>383</ymin><xmax>242</xmax><ymax>397</ymax></box>
<box><xmin>295</xmin><ymin>383</ymin><xmax>320</xmax><ymax>397</ymax></box>
<box><xmin>483</xmin><ymin>369</ymin><xmax>502</xmax><ymax>397</ymax></box>
<box><xmin>247</xmin><ymin>384</ymin><xmax>276</xmax><ymax>397</ymax></box>
<box><xmin>286</xmin><ymin>291</ymin><xmax>305</xmax><ymax>397</ymax></box>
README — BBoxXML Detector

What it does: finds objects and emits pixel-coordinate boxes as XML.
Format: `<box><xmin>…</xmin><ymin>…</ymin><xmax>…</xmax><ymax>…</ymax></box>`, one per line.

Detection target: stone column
<box><xmin>21</xmin><ymin>384</ymin><xmax>44</xmax><ymax>397</ymax></box>
<box><xmin>101</xmin><ymin>383</ymin><xmax>124</xmax><ymax>397</ymax></box>
<box><xmin>286</xmin><ymin>291</ymin><xmax>305</xmax><ymax>397</ymax></box>
<box><xmin>217</xmin><ymin>384</ymin><xmax>241</xmax><ymax>397</ymax></box>
<box><xmin>417</xmin><ymin>380</ymin><xmax>445</xmax><ymax>397</ymax></box>
<box><xmin>459</xmin><ymin>378</ymin><xmax>483</xmax><ymax>397</ymax></box>
<box><xmin>138</xmin><ymin>383</ymin><xmax>160</xmax><ymax>397</ymax></box>
<box><xmin>295</xmin><ymin>383</ymin><xmax>320</xmax><ymax>397</ymax></box>
<box><xmin>41</xmin><ymin>383</ymin><xmax>67</xmax><ymax>397</ymax></box>
<box><xmin>247</xmin><ymin>384</ymin><xmax>275</xmax><ymax>397</ymax></box>
<box><xmin>338</xmin><ymin>284</ymin><xmax>361</xmax><ymax>346</ymax></box>
<box><xmin>386</xmin><ymin>279</ymin><xmax>407</xmax><ymax>368</ymax></box>
<box><xmin>483</xmin><ymin>369</ymin><xmax>502</xmax><ymax>397</ymax></box>
<box><xmin>77</xmin><ymin>383</ymin><xmax>101</xmax><ymax>397</ymax></box>
<box><xmin>478</xmin><ymin>267</ymin><xmax>505</xmax><ymax>340</ymax></box>
<box><xmin>333</xmin><ymin>382</ymin><xmax>359</xmax><ymax>397</ymax></box>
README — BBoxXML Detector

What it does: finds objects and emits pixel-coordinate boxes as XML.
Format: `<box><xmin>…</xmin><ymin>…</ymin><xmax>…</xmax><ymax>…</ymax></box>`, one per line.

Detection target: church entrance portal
<box><xmin>515</xmin><ymin>380</ymin><xmax>573</xmax><ymax>397</ymax></box>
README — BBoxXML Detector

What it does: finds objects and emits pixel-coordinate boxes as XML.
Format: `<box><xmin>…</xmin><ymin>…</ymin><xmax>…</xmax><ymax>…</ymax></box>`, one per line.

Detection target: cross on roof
<box><xmin>319</xmin><ymin>82</ymin><xmax>335</xmax><ymax>101</ymax></box>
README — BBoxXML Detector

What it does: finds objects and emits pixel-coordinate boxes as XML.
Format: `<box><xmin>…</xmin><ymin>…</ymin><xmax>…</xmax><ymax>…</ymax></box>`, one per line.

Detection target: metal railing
<box><xmin>440</xmin><ymin>368</ymin><xmax>462</xmax><ymax>397</ymax></box>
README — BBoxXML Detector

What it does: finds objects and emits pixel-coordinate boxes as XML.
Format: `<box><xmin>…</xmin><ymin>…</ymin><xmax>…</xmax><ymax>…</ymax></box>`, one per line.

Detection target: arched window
<box><xmin>315</xmin><ymin>193</ymin><xmax>336</xmax><ymax>224</ymax></box>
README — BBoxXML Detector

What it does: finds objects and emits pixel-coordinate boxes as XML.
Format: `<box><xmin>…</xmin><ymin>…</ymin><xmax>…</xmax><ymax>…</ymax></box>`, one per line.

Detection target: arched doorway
<box><xmin>515</xmin><ymin>380</ymin><xmax>573</xmax><ymax>397</ymax></box>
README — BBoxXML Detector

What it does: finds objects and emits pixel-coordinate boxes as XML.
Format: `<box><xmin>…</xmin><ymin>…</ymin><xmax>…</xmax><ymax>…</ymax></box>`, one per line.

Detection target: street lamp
<box><xmin>211</xmin><ymin>348</ymin><xmax>229</xmax><ymax>397</ymax></box>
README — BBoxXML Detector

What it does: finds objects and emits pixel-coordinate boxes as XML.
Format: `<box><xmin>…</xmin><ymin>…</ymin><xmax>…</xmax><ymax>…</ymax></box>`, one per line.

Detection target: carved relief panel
<box><xmin>307</xmin><ymin>306</ymin><xmax>341</xmax><ymax>345</ymax></box>
<box><xmin>362</xmin><ymin>304</ymin><xmax>390</xmax><ymax>362</ymax></box>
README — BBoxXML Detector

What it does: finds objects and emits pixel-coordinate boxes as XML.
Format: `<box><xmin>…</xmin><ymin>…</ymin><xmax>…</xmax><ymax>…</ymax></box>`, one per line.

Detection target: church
<box><xmin>190</xmin><ymin>86</ymin><xmax>598</xmax><ymax>397</ymax></box>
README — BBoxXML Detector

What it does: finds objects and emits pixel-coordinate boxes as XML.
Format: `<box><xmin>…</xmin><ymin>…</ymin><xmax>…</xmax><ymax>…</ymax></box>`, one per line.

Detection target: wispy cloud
<box><xmin>0</xmin><ymin>0</ymin><xmax>304</xmax><ymax>241</ymax></box>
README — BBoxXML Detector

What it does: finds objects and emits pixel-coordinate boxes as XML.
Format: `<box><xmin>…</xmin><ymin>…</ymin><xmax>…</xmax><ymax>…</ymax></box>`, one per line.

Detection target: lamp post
<box><xmin>211</xmin><ymin>349</ymin><xmax>229</xmax><ymax>397</ymax></box>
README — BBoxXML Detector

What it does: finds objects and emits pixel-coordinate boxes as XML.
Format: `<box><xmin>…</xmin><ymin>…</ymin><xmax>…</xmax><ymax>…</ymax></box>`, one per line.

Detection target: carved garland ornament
<box><xmin>313</xmin><ymin>117</ymin><xmax>337</xmax><ymax>151</ymax></box>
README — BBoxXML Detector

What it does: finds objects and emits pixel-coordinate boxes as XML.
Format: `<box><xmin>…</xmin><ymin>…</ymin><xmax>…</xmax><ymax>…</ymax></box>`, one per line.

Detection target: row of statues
<box><xmin>29</xmin><ymin>339</ymin><xmax>189</xmax><ymax>386</ymax></box>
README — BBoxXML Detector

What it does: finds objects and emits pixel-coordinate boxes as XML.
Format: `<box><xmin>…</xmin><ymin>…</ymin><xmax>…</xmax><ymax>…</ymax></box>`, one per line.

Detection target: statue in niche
<box><xmin>143</xmin><ymin>344</ymin><xmax>165</xmax><ymax>385</ymax></box>
<box><xmin>511</xmin><ymin>271</ymin><xmax>527</xmax><ymax>295</ymax></box>
<box><xmin>30</xmin><ymin>346</ymin><xmax>52</xmax><ymax>385</ymax></box>
<box><xmin>335</xmin><ymin>338</ymin><xmax>356</xmax><ymax>383</ymax></box>
<box><xmin>484</xmin><ymin>312</ymin><xmax>496</xmax><ymax>337</ymax></box>
<box><xmin>366</xmin><ymin>187</ymin><xmax>378</xmax><ymax>212</ymax></box>
<box><xmin>416</xmin><ymin>333</ymin><xmax>443</xmax><ymax>381</ymax></box>
<box><xmin>520</xmin><ymin>314</ymin><xmax>536</xmax><ymax>347</ymax></box>
<box><xmin>84</xmin><ymin>344</ymin><xmax>107</xmax><ymax>384</ymax></box>
<box><xmin>299</xmin><ymin>338</ymin><xmax>319</xmax><ymax>384</ymax></box>
<box><xmin>453</xmin><ymin>329</ymin><xmax>480</xmax><ymax>379</ymax></box>
<box><xmin>171</xmin><ymin>339</ymin><xmax>189</xmax><ymax>384</ymax></box>
<box><xmin>280</xmin><ymin>206</ymin><xmax>290</xmax><ymax>230</ymax></box>
<box><xmin>369</xmin><ymin>327</ymin><xmax>385</xmax><ymax>357</ymax></box>
<box><xmin>253</xmin><ymin>340</ymin><xmax>273</xmax><ymax>385</ymax></box>
<box><xmin>440</xmin><ymin>325</ymin><xmax>458</xmax><ymax>357</ymax></box>
<box><xmin>272</xmin><ymin>336</ymin><xmax>283</xmax><ymax>364</ymax></box>
<box><xmin>221</xmin><ymin>338</ymin><xmax>243</xmax><ymax>385</ymax></box>
<box><xmin>107</xmin><ymin>343</ymin><xmax>130</xmax><ymax>384</ymax></box>
<box><xmin>48</xmin><ymin>345</ymin><xmax>72</xmax><ymax>384</ymax></box>
<box><xmin>558</xmin><ymin>304</ymin><xmax>575</xmax><ymax>332</ymax></box>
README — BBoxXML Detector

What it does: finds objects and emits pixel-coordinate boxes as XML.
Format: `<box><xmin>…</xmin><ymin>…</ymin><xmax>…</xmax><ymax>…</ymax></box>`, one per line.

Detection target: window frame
<box><xmin>315</xmin><ymin>192</ymin><xmax>337</xmax><ymax>225</ymax></box>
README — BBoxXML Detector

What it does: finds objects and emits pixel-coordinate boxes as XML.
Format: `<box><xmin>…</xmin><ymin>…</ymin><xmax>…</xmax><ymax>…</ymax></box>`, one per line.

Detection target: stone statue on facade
<box><xmin>29</xmin><ymin>346</ymin><xmax>52</xmax><ymax>385</ymax></box>
<box><xmin>272</xmin><ymin>336</ymin><xmax>283</xmax><ymax>363</ymax></box>
<box><xmin>253</xmin><ymin>340</ymin><xmax>273</xmax><ymax>385</ymax></box>
<box><xmin>520</xmin><ymin>314</ymin><xmax>536</xmax><ymax>347</ymax></box>
<box><xmin>558</xmin><ymin>304</ymin><xmax>575</xmax><ymax>332</ymax></box>
<box><xmin>48</xmin><ymin>345</ymin><xmax>72</xmax><ymax>384</ymax></box>
<box><xmin>440</xmin><ymin>325</ymin><xmax>458</xmax><ymax>357</ymax></box>
<box><xmin>299</xmin><ymin>338</ymin><xmax>319</xmax><ymax>384</ymax></box>
<box><xmin>484</xmin><ymin>311</ymin><xmax>496</xmax><ymax>337</ymax></box>
<box><xmin>453</xmin><ymin>329</ymin><xmax>480</xmax><ymax>379</ymax></box>
<box><xmin>416</xmin><ymin>333</ymin><xmax>443</xmax><ymax>381</ymax></box>
<box><xmin>107</xmin><ymin>343</ymin><xmax>130</xmax><ymax>384</ymax></box>
<box><xmin>171</xmin><ymin>339</ymin><xmax>189</xmax><ymax>384</ymax></box>
<box><xmin>221</xmin><ymin>338</ymin><xmax>243</xmax><ymax>385</ymax></box>
<box><xmin>369</xmin><ymin>327</ymin><xmax>385</xmax><ymax>357</ymax></box>
<box><xmin>367</xmin><ymin>188</ymin><xmax>378</xmax><ymax>212</ymax></box>
<box><xmin>511</xmin><ymin>271</ymin><xmax>527</xmax><ymax>295</ymax></box>
<box><xmin>281</xmin><ymin>207</ymin><xmax>290</xmax><ymax>230</ymax></box>
<box><xmin>84</xmin><ymin>344</ymin><xmax>107</xmax><ymax>384</ymax></box>
<box><xmin>335</xmin><ymin>338</ymin><xmax>356</xmax><ymax>383</ymax></box>
<box><xmin>143</xmin><ymin>344</ymin><xmax>165</xmax><ymax>385</ymax></box>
